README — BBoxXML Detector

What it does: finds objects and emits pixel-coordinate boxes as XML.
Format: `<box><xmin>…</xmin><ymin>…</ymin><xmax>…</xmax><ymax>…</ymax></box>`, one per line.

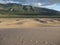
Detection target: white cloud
<box><xmin>0</xmin><ymin>0</ymin><xmax>60</xmax><ymax>7</ymax></box>
<box><xmin>30</xmin><ymin>3</ymin><xmax>43</xmax><ymax>7</ymax></box>
<box><xmin>42</xmin><ymin>4</ymin><xmax>57</xmax><ymax>7</ymax></box>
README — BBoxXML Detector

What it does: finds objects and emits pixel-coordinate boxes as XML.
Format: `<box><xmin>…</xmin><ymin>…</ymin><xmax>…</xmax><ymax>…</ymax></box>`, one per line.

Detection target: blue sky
<box><xmin>0</xmin><ymin>0</ymin><xmax>60</xmax><ymax>11</ymax></box>
<box><xmin>43</xmin><ymin>3</ymin><xmax>60</xmax><ymax>11</ymax></box>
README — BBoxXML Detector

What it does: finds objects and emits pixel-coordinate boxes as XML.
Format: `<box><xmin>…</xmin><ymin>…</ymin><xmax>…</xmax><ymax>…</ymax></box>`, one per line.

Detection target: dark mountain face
<box><xmin>0</xmin><ymin>3</ymin><xmax>60</xmax><ymax>15</ymax></box>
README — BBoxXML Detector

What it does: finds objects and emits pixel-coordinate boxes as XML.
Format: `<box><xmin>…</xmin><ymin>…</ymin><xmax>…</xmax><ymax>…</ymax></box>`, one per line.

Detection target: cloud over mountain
<box><xmin>0</xmin><ymin>0</ymin><xmax>60</xmax><ymax>6</ymax></box>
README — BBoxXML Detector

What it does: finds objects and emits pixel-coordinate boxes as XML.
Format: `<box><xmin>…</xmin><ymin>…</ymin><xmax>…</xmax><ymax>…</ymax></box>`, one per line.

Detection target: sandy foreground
<box><xmin>0</xmin><ymin>28</ymin><xmax>60</xmax><ymax>45</ymax></box>
<box><xmin>0</xmin><ymin>18</ymin><xmax>60</xmax><ymax>45</ymax></box>
<box><xmin>0</xmin><ymin>18</ymin><xmax>60</xmax><ymax>28</ymax></box>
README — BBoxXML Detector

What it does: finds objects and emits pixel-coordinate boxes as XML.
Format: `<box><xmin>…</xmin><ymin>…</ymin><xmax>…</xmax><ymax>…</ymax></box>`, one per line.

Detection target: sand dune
<box><xmin>0</xmin><ymin>18</ymin><xmax>60</xmax><ymax>45</ymax></box>
<box><xmin>0</xmin><ymin>18</ymin><xmax>60</xmax><ymax>28</ymax></box>
<box><xmin>0</xmin><ymin>28</ymin><xmax>60</xmax><ymax>45</ymax></box>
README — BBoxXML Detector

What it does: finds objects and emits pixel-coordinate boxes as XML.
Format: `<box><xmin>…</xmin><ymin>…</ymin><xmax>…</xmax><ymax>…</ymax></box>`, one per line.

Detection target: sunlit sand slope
<box><xmin>0</xmin><ymin>18</ymin><xmax>60</xmax><ymax>28</ymax></box>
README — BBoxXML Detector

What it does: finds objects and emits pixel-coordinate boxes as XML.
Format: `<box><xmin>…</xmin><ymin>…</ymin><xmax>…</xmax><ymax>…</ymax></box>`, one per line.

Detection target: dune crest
<box><xmin>0</xmin><ymin>18</ymin><xmax>60</xmax><ymax>28</ymax></box>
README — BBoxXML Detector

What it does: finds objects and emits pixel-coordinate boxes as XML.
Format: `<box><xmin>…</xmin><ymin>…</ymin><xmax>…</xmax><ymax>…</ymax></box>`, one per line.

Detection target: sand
<box><xmin>0</xmin><ymin>28</ymin><xmax>60</xmax><ymax>45</ymax></box>
<box><xmin>0</xmin><ymin>18</ymin><xmax>60</xmax><ymax>28</ymax></box>
<box><xmin>0</xmin><ymin>18</ymin><xmax>60</xmax><ymax>45</ymax></box>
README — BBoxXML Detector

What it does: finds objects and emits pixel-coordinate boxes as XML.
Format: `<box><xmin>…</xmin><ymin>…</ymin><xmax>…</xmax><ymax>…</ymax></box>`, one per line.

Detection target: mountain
<box><xmin>0</xmin><ymin>3</ymin><xmax>60</xmax><ymax>16</ymax></box>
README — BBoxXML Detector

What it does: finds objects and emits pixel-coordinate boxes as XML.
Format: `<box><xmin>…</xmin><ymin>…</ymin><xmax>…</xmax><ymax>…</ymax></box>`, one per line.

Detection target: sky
<box><xmin>44</xmin><ymin>4</ymin><xmax>60</xmax><ymax>11</ymax></box>
<box><xmin>0</xmin><ymin>0</ymin><xmax>60</xmax><ymax>11</ymax></box>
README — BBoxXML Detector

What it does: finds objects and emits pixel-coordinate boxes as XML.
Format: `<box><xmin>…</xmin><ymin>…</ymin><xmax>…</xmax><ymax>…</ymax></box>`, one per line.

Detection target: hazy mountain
<box><xmin>0</xmin><ymin>3</ymin><xmax>60</xmax><ymax>15</ymax></box>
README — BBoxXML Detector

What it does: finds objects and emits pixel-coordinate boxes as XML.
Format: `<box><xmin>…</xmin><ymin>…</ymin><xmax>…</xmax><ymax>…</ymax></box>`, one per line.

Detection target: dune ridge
<box><xmin>0</xmin><ymin>18</ymin><xmax>60</xmax><ymax>28</ymax></box>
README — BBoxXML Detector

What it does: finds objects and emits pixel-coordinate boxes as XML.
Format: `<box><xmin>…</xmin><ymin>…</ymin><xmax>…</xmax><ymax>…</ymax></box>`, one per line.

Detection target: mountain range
<box><xmin>0</xmin><ymin>3</ymin><xmax>60</xmax><ymax>17</ymax></box>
